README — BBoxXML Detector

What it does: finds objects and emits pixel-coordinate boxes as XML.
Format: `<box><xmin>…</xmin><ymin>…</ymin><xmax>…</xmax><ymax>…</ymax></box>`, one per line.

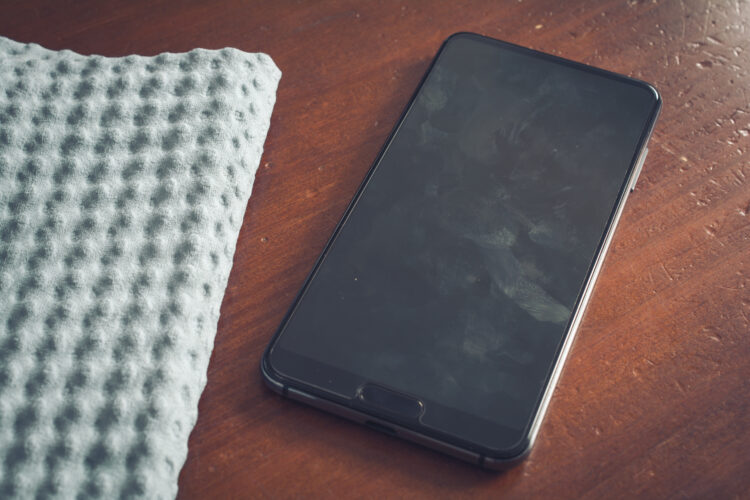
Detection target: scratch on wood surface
<box><xmin>680</xmin><ymin>0</ymin><xmax>687</xmax><ymax>40</ymax></box>
<box><xmin>702</xmin><ymin>0</ymin><xmax>711</xmax><ymax>38</ymax></box>
<box><xmin>659</xmin><ymin>260</ymin><xmax>675</xmax><ymax>281</ymax></box>
<box><xmin>674</xmin><ymin>379</ymin><xmax>687</xmax><ymax>395</ymax></box>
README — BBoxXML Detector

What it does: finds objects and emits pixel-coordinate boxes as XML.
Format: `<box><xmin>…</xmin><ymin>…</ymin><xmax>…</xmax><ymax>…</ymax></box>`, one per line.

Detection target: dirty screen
<box><xmin>276</xmin><ymin>36</ymin><xmax>656</xmax><ymax>431</ymax></box>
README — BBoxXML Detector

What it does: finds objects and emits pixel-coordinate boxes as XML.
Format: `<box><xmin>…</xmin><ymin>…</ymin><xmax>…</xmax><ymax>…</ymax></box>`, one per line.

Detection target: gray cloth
<box><xmin>0</xmin><ymin>37</ymin><xmax>280</xmax><ymax>498</ymax></box>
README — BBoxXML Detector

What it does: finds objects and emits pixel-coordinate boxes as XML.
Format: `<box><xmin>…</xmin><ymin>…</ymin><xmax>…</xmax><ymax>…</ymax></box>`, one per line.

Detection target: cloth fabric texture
<box><xmin>0</xmin><ymin>36</ymin><xmax>280</xmax><ymax>498</ymax></box>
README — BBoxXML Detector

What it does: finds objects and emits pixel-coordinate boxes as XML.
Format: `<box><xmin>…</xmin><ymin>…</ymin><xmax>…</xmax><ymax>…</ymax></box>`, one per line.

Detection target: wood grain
<box><xmin>2</xmin><ymin>0</ymin><xmax>748</xmax><ymax>498</ymax></box>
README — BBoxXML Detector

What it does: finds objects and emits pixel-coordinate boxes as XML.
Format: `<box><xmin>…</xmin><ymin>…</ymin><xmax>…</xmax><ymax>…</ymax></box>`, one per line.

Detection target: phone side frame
<box><xmin>485</xmin><ymin>143</ymin><xmax>656</xmax><ymax>467</ymax></box>
<box><xmin>261</xmin><ymin>32</ymin><xmax>662</xmax><ymax>469</ymax></box>
<box><xmin>261</xmin><ymin>366</ymin><xmax>505</xmax><ymax>467</ymax></box>
<box><xmin>260</xmin><ymin>143</ymin><xmax>653</xmax><ymax>471</ymax></box>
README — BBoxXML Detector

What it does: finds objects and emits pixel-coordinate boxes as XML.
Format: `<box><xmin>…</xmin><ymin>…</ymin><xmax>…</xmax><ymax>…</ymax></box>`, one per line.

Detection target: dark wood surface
<box><xmin>2</xmin><ymin>0</ymin><xmax>749</xmax><ymax>498</ymax></box>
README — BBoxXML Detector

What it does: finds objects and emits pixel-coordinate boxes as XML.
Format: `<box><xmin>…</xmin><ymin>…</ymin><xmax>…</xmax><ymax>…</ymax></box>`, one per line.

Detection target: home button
<box><xmin>356</xmin><ymin>383</ymin><xmax>424</xmax><ymax>420</ymax></box>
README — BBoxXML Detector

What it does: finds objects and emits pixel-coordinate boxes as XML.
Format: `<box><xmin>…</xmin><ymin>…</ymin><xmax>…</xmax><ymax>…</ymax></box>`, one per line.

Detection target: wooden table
<box><xmin>3</xmin><ymin>0</ymin><xmax>748</xmax><ymax>497</ymax></box>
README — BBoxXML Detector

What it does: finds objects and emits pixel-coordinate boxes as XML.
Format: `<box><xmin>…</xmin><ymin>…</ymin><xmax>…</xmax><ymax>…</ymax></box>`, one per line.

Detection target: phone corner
<box><xmin>632</xmin><ymin>78</ymin><xmax>662</xmax><ymax>112</ymax></box>
<box><xmin>442</xmin><ymin>31</ymin><xmax>480</xmax><ymax>47</ymax></box>
<box><xmin>260</xmin><ymin>348</ymin><xmax>285</xmax><ymax>395</ymax></box>
<box><xmin>644</xmin><ymin>82</ymin><xmax>662</xmax><ymax>109</ymax></box>
<box><xmin>481</xmin><ymin>436</ymin><xmax>534</xmax><ymax>471</ymax></box>
<box><xmin>445</xmin><ymin>31</ymin><xmax>476</xmax><ymax>41</ymax></box>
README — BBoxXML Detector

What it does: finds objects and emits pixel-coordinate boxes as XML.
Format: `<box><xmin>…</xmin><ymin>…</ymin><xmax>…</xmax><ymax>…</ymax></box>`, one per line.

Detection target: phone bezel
<box><xmin>261</xmin><ymin>32</ymin><xmax>662</xmax><ymax>466</ymax></box>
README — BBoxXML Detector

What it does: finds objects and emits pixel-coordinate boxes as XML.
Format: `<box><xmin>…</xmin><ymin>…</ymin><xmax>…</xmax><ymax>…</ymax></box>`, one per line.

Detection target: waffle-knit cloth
<box><xmin>0</xmin><ymin>36</ymin><xmax>280</xmax><ymax>499</ymax></box>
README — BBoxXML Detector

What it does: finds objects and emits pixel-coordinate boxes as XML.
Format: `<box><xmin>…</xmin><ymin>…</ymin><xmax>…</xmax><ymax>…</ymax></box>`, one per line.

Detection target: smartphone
<box><xmin>261</xmin><ymin>32</ymin><xmax>661</xmax><ymax>469</ymax></box>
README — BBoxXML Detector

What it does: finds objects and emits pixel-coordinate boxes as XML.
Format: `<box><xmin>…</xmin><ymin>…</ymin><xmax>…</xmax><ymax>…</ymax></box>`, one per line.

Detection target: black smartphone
<box><xmin>262</xmin><ymin>32</ymin><xmax>661</xmax><ymax>468</ymax></box>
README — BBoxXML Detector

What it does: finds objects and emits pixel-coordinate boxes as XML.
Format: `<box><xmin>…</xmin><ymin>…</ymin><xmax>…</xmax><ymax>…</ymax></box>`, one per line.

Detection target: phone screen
<box><xmin>269</xmin><ymin>34</ymin><xmax>659</xmax><ymax>454</ymax></box>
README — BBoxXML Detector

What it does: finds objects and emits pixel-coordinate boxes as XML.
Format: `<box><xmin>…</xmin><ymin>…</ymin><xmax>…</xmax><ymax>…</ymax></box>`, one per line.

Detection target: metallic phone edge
<box><xmin>260</xmin><ymin>367</ymin><xmax>505</xmax><ymax>468</ymax></box>
<box><xmin>259</xmin><ymin>32</ymin><xmax>662</xmax><ymax>469</ymax></box>
<box><xmin>485</xmin><ymin>144</ymin><xmax>647</xmax><ymax>467</ymax></box>
<box><xmin>261</xmin><ymin>140</ymin><xmax>647</xmax><ymax>470</ymax></box>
